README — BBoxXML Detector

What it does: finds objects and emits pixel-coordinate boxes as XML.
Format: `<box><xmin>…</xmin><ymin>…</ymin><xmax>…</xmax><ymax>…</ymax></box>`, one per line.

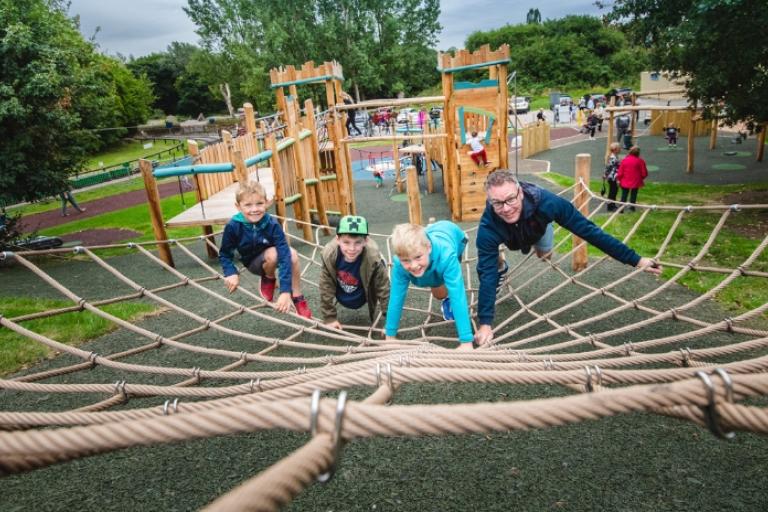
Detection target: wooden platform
<box><xmin>166</xmin><ymin>168</ymin><xmax>275</xmax><ymax>227</ymax></box>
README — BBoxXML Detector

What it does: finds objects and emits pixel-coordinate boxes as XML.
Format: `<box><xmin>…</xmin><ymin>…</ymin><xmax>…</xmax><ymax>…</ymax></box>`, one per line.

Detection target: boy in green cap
<box><xmin>319</xmin><ymin>215</ymin><xmax>390</xmax><ymax>330</ymax></box>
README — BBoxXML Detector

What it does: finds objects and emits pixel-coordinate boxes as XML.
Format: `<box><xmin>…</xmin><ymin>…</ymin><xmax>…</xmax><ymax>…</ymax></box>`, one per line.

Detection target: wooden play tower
<box><xmin>439</xmin><ymin>44</ymin><xmax>510</xmax><ymax>221</ymax></box>
<box><xmin>269</xmin><ymin>60</ymin><xmax>355</xmax><ymax>219</ymax></box>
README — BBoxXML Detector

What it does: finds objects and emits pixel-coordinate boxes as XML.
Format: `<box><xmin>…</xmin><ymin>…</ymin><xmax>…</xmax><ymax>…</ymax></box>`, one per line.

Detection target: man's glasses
<box><xmin>489</xmin><ymin>186</ymin><xmax>521</xmax><ymax>210</ymax></box>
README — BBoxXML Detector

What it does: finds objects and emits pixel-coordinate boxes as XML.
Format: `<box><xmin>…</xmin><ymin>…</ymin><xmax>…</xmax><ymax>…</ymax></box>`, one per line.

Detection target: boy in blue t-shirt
<box><xmin>385</xmin><ymin>221</ymin><xmax>474</xmax><ymax>350</ymax></box>
<box><xmin>219</xmin><ymin>181</ymin><xmax>312</xmax><ymax>318</ymax></box>
<box><xmin>319</xmin><ymin>215</ymin><xmax>390</xmax><ymax>330</ymax></box>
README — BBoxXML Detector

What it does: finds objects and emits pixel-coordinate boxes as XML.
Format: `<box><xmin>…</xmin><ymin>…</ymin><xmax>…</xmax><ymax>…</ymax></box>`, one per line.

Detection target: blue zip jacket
<box><xmin>475</xmin><ymin>181</ymin><xmax>641</xmax><ymax>326</ymax></box>
<box><xmin>386</xmin><ymin>221</ymin><xmax>473</xmax><ymax>343</ymax></box>
<box><xmin>219</xmin><ymin>212</ymin><xmax>293</xmax><ymax>293</ymax></box>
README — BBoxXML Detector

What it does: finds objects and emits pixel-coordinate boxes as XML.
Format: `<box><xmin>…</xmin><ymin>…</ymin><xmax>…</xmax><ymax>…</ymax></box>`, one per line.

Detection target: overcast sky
<box><xmin>68</xmin><ymin>0</ymin><xmax>605</xmax><ymax>58</ymax></box>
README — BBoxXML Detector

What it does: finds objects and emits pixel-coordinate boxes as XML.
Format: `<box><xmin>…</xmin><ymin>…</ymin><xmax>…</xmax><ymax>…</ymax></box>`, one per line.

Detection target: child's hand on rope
<box><xmin>325</xmin><ymin>320</ymin><xmax>343</xmax><ymax>331</ymax></box>
<box><xmin>385</xmin><ymin>335</ymin><xmax>399</xmax><ymax>343</ymax></box>
<box><xmin>637</xmin><ymin>257</ymin><xmax>662</xmax><ymax>275</ymax></box>
<box><xmin>474</xmin><ymin>325</ymin><xmax>493</xmax><ymax>347</ymax></box>
<box><xmin>456</xmin><ymin>342</ymin><xmax>474</xmax><ymax>351</ymax></box>
<box><xmin>275</xmin><ymin>292</ymin><xmax>292</xmax><ymax>313</ymax></box>
<box><xmin>224</xmin><ymin>274</ymin><xmax>240</xmax><ymax>293</ymax></box>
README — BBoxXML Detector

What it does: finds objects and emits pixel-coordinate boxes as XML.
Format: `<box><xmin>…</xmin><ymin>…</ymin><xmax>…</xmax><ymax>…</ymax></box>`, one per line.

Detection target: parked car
<box><xmin>586</xmin><ymin>93</ymin><xmax>607</xmax><ymax>107</ymax></box>
<box><xmin>549</xmin><ymin>92</ymin><xmax>574</xmax><ymax>110</ymax></box>
<box><xmin>396</xmin><ymin>107</ymin><xmax>420</xmax><ymax>125</ymax></box>
<box><xmin>508</xmin><ymin>96</ymin><xmax>530</xmax><ymax>114</ymax></box>
<box><xmin>354</xmin><ymin>111</ymin><xmax>369</xmax><ymax>125</ymax></box>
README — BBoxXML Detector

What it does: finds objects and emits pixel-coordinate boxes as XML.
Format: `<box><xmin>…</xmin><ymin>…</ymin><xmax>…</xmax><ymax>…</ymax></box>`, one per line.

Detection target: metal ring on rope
<box><xmin>694</xmin><ymin>369</ymin><xmax>735</xmax><ymax>440</ymax></box>
<box><xmin>311</xmin><ymin>390</ymin><xmax>349</xmax><ymax>483</ymax></box>
<box><xmin>113</xmin><ymin>380</ymin><xmax>128</xmax><ymax>399</ymax></box>
<box><xmin>162</xmin><ymin>398</ymin><xmax>180</xmax><ymax>416</ymax></box>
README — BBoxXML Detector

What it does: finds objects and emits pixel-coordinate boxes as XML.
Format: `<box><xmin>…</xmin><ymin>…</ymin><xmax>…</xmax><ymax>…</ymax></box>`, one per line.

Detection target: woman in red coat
<box><xmin>616</xmin><ymin>146</ymin><xmax>648</xmax><ymax>212</ymax></box>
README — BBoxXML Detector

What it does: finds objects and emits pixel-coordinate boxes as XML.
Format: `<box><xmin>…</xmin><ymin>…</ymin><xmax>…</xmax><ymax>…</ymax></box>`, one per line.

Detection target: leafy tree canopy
<box><xmin>465</xmin><ymin>15</ymin><xmax>648</xmax><ymax>90</ymax></box>
<box><xmin>0</xmin><ymin>0</ymin><xmax>153</xmax><ymax>204</ymax></box>
<box><xmin>128</xmin><ymin>42</ymin><xmax>219</xmax><ymax>116</ymax></box>
<box><xmin>184</xmin><ymin>0</ymin><xmax>441</xmax><ymax>106</ymax></box>
<box><xmin>603</xmin><ymin>0</ymin><xmax>768</xmax><ymax>124</ymax></box>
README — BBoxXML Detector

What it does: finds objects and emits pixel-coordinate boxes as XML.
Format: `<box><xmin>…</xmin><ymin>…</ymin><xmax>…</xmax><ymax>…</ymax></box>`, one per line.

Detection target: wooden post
<box><xmin>687</xmin><ymin>111</ymin><xmax>696</xmax><ymax>173</ymax></box>
<box><xmin>424</xmin><ymin>122</ymin><xmax>435</xmax><ymax>193</ymax></box>
<box><xmin>572</xmin><ymin>153</ymin><xmax>590</xmax><ymax>272</ymax></box>
<box><xmin>265</xmin><ymin>134</ymin><xmax>286</xmax><ymax>220</ymax></box>
<box><xmin>274</xmin><ymin>88</ymin><xmax>287</xmax><ymax>120</ymax></box>
<box><xmin>441</xmin><ymin>59</ymin><xmax>459</xmax><ymax>220</ymax></box>
<box><xmin>497</xmin><ymin>64</ymin><xmax>509</xmax><ymax>168</ymax></box>
<box><xmin>630</xmin><ymin>93</ymin><xmax>638</xmax><ymax>141</ymax></box>
<box><xmin>140</xmin><ymin>159</ymin><xmax>174</xmax><ymax>267</ymax></box>
<box><xmin>343</xmin><ymin>126</ymin><xmax>357</xmax><ymax>215</ymax></box>
<box><xmin>232</xmin><ymin>149</ymin><xmax>248</xmax><ymax>185</ymax></box>
<box><xmin>393</xmin><ymin>129</ymin><xmax>403</xmax><ymax>194</ymax></box>
<box><xmin>709</xmin><ymin>118</ymin><xmax>718</xmax><ymax>150</ymax></box>
<box><xmin>757</xmin><ymin>123</ymin><xmax>767</xmax><ymax>162</ymax></box>
<box><xmin>605</xmin><ymin>96</ymin><xmax>616</xmax><ymax>162</ymax></box>
<box><xmin>289</xmin><ymin>125</ymin><xmax>314</xmax><ymax>241</ymax></box>
<box><xmin>406</xmin><ymin>165</ymin><xmax>423</xmax><ymax>225</ymax></box>
<box><xmin>187</xmin><ymin>141</ymin><xmax>217</xmax><ymax>259</ymax></box>
<box><xmin>329</xmin><ymin>116</ymin><xmax>351</xmax><ymax>215</ymax></box>
<box><xmin>325</xmin><ymin>80</ymin><xmax>336</xmax><ymax>110</ymax></box>
<box><xmin>243</xmin><ymin>103</ymin><xmax>257</xmax><ymax>134</ymax></box>
<box><xmin>303</xmin><ymin>99</ymin><xmax>331</xmax><ymax>234</ymax></box>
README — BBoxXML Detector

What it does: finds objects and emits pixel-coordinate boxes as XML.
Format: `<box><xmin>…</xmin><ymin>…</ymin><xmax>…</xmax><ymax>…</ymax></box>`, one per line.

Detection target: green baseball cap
<box><xmin>337</xmin><ymin>215</ymin><xmax>368</xmax><ymax>236</ymax></box>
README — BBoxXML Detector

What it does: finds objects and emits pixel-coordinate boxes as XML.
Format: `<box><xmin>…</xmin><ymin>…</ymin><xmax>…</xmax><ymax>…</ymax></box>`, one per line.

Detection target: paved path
<box><xmin>21</xmin><ymin>181</ymin><xmax>193</xmax><ymax>232</ymax></box>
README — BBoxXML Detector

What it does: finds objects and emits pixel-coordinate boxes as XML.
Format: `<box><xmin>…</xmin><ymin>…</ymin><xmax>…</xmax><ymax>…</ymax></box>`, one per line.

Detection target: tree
<box><xmin>465</xmin><ymin>16</ymin><xmax>647</xmax><ymax>90</ymax></box>
<box><xmin>128</xmin><ymin>53</ymin><xmax>181</xmax><ymax>115</ymax></box>
<box><xmin>603</xmin><ymin>0</ymin><xmax>768</xmax><ymax>124</ymax></box>
<box><xmin>1</xmin><ymin>0</ymin><xmax>96</xmax><ymax>204</ymax></box>
<box><xmin>526</xmin><ymin>8</ymin><xmax>541</xmax><ymax>24</ymax></box>
<box><xmin>184</xmin><ymin>0</ymin><xmax>441</xmax><ymax>105</ymax></box>
<box><xmin>128</xmin><ymin>42</ymin><xmax>218</xmax><ymax>116</ymax></box>
<box><xmin>0</xmin><ymin>0</ymin><xmax>153</xmax><ymax>205</ymax></box>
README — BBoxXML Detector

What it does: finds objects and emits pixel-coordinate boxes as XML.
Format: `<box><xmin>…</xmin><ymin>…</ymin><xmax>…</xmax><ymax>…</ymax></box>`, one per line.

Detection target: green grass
<box><xmin>38</xmin><ymin>190</ymin><xmax>203</xmax><ymax>245</ymax></box>
<box><xmin>543</xmin><ymin>172</ymin><xmax>768</xmax><ymax>315</ymax></box>
<box><xmin>0</xmin><ymin>297</ymin><xmax>159</xmax><ymax>375</ymax></box>
<box><xmin>84</xmin><ymin>139</ymin><xmax>188</xmax><ymax>170</ymax></box>
<box><xmin>7</xmin><ymin>176</ymin><xmax>187</xmax><ymax>217</ymax></box>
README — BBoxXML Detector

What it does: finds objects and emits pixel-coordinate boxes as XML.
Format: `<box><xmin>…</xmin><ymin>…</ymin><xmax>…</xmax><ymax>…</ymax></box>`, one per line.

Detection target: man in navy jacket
<box><xmin>474</xmin><ymin>169</ymin><xmax>661</xmax><ymax>346</ymax></box>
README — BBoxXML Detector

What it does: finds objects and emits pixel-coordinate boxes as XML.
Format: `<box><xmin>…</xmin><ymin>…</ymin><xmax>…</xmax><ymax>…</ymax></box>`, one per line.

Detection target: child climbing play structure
<box><xmin>141</xmin><ymin>61</ymin><xmax>357</xmax><ymax>266</ymax></box>
<box><xmin>438</xmin><ymin>45</ymin><xmax>510</xmax><ymax>221</ymax></box>
<box><xmin>142</xmin><ymin>45</ymin><xmax>527</xmax><ymax>260</ymax></box>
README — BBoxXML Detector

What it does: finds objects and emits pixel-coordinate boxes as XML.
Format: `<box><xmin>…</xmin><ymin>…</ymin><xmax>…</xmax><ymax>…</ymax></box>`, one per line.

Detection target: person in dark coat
<box><xmin>474</xmin><ymin>169</ymin><xmax>660</xmax><ymax>346</ymax></box>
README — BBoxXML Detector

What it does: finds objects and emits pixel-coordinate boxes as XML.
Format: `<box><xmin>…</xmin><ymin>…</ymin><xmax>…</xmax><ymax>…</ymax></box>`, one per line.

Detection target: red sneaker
<box><xmin>260</xmin><ymin>276</ymin><xmax>277</xmax><ymax>301</ymax></box>
<box><xmin>292</xmin><ymin>296</ymin><xmax>312</xmax><ymax>319</ymax></box>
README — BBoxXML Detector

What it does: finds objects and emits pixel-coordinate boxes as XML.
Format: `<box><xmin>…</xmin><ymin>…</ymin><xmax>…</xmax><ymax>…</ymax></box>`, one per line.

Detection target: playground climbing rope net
<box><xmin>1</xmin><ymin>183</ymin><xmax>767</xmax><ymax>511</ymax></box>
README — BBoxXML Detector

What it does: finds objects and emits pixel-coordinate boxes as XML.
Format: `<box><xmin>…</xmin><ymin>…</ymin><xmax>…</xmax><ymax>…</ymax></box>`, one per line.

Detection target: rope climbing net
<box><xmin>1</xmin><ymin>182</ymin><xmax>767</xmax><ymax>510</ymax></box>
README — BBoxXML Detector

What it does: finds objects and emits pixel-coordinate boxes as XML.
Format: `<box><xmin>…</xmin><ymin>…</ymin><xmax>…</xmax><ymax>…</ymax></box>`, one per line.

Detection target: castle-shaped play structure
<box><xmin>141</xmin><ymin>45</ymin><xmax>557</xmax><ymax>263</ymax></box>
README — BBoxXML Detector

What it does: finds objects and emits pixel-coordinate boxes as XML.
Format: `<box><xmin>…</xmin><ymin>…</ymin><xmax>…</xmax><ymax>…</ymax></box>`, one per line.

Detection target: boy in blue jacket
<box><xmin>385</xmin><ymin>221</ymin><xmax>474</xmax><ymax>350</ymax></box>
<box><xmin>219</xmin><ymin>181</ymin><xmax>312</xmax><ymax>318</ymax></box>
<box><xmin>474</xmin><ymin>169</ymin><xmax>660</xmax><ymax>346</ymax></box>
